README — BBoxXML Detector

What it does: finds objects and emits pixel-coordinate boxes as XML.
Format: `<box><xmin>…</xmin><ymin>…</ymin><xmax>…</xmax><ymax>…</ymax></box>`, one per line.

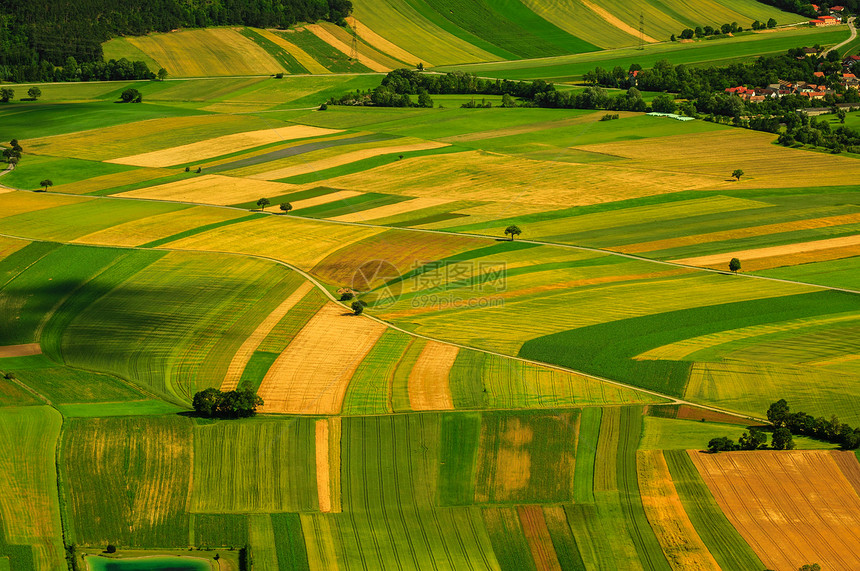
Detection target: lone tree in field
<box><xmin>729</xmin><ymin>257</ymin><xmax>741</xmax><ymax>273</ymax></box>
<box><xmin>119</xmin><ymin>88</ymin><xmax>142</xmax><ymax>103</ymax></box>
<box><xmin>256</xmin><ymin>198</ymin><xmax>270</xmax><ymax>211</ymax></box>
<box><xmin>0</xmin><ymin>88</ymin><xmax>14</xmax><ymax>103</ymax></box>
<box><xmin>105</xmin><ymin>545</ymin><xmax>116</xmax><ymax>554</ymax></box>
<box><xmin>27</xmin><ymin>86</ymin><xmax>41</xmax><ymax>100</ymax></box>
<box><xmin>504</xmin><ymin>225</ymin><xmax>522</xmax><ymax>241</ymax></box>
<box><xmin>279</xmin><ymin>202</ymin><xmax>293</xmax><ymax>214</ymax></box>
<box><xmin>39</xmin><ymin>179</ymin><xmax>53</xmax><ymax>192</ymax></box>
<box><xmin>351</xmin><ymin>300</ymin><xmax>365</xmax><ymax>315</ymax></box>
<box><xmin>732</xmin><ymin>168</ymin><xmax>744</xmax><ymax>181</ymax></box>
<box><xmin>157</xmin><ymin>68</ymin><xmax>168</xmax><ymax>81</ymax></box>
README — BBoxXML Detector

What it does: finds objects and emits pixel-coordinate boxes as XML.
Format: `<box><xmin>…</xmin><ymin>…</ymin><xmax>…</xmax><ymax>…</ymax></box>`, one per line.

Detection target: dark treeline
<box><xmin>329</xmin><ymin>69</ymin><xmax>648</xmax><ymax>111</ymax></box>
<box><xmin>756</xmin><ymin>0</ymin><xmax>817</xmax><ymax>16</ymax></box>
<box><xmin>0</xmin><ymin>0</ymin><xmax>352</xmax><ymax>82</ymax></box>
<box><xmin>768</xmin><ymin>399</ymin><xmax>860</xmax><ymax>449</ymax></box>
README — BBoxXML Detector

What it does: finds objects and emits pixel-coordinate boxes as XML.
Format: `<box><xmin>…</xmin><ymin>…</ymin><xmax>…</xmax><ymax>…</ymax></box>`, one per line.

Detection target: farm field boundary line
<box><xmin>5</xmin><ymin>187</ymin><xmax>856</xmax><ymax>296</ymax></box>
<box><xmin>0</xmin><ymin>229</ymin><xmax>768</xmax><ymax>424</ymax></box>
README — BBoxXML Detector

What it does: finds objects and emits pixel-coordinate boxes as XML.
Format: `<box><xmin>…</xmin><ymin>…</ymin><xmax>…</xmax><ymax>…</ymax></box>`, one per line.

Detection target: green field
<box><xmin>1</xmin><ymin>5</ymin><xmax>859</xmax><ymax>569</ymax></box>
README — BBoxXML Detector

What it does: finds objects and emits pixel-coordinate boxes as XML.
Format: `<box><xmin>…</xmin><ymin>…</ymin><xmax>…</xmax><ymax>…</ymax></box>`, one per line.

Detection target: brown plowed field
<box><xmin>691</xmin><ymin>450</ymin><xmax>860</xmax><ymax>571</ymax></box>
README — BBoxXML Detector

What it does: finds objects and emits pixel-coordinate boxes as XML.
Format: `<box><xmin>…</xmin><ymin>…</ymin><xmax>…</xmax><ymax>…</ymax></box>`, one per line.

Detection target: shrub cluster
<box><xmin>192</xmin><ymin>387</ymin><xmax>263</xmax><ymax>419</ymax></box>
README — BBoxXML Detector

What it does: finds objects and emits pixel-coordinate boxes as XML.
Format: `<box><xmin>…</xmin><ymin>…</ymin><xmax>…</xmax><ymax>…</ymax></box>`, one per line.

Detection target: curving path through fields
<box><xmin>0</xmin><ymin>225</ymin><xmax>768</xmax><ymax>424</ymax></box>
<box><xmin>3</xmin><ymin>185</ymin><xmax>858</xmax><ymax>421</ymax></box>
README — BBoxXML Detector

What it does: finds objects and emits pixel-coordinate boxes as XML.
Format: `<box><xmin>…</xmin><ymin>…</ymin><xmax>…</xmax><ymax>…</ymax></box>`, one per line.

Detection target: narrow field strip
<box><xmin>618</xmin><ymin>212</ymin><xmax>860</xmax><ymax>255</ymax></box>
<box><xmin>249</xmin><ymin>141</ymin><xmax>449</xmax><ymax>181</ymax></box>
<box><xmin>347</xmin><ymin>16</ymin><xmax>428</xmax><ymax>66</ymax></box>
<box><xmin>637</xmin><ymin>450</ymin><xmax>720</xmax><ymax>571</ymax></box>
<box><xmin>108</xmin><ymin>125</ymin><xmax>341</xmax><ymax>168</ymax></box>
<box><xmin>408</xmin><ymin>341</ymin><xmax>457</xmax><ymax>411</ymax></box>
<box><xmin>315</xmin><ymin>419</ymin><xmax>332</xmax><ymax>513</ymax></box>
<box><xmin>518</xmin><ymin>505</ymin><xmax>563</xmax><ymax>571</ymax></box>
<box><xmin>329</xmin><ymin>196</ymin><xmax>452</xmax><ymax>223</ymax></box>
<box><xmin>256</xmin><ymin>28</ymin><xmax>330</xmax><ymax>73</ymax></box>
<box><xmin>292</xmin><ymin>190</ymin><xmax>364</xmax><ymax>211</ymax></box>
<box><xmin>221</xmin><ymin>281</ymin><xmax>314</xmax><ymax>390</ymax></box>
<box><xmin>580</xmin><ymin>0</ymin><xmax>658</xmax><ymax>42</ymax></box>
<box><xmin>116</xmin><ymin>174</ymin><xmax>295</xmax><ymax>206</ymax></box>
<box><xmin>304</xmin><ymin>24</ymin><xmax>391</xmax><ymax>71</ymax></box>
<box><xmin>0</xmin><ymin>343</ymin><xmax>41</xmax><ymax>358</ymax></box>
<box><xmin>672</xmin><ymin>234</ymin><xmax>860</xmax><ymax>268</ymax></box>
<box><xmin>258</xmin><ymin>303</ymin><xmax>387</xmax><ymax>414</ymax></box>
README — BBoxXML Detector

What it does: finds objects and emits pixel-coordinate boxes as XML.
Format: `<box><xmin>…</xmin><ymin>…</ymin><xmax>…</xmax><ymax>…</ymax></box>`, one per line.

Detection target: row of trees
<box><xmin>0</xmin><ymin>0</ymin><xmax>352</xmax><ymax>82</ymax></box>
<box><xmin>673</xmin><ymin>18</ymin><xmax>776</xmax><ymax>41</ymax></box>
<box><xmin>192</xmin><ymin>387</ymin><xmax>263</xmax><ymax>418</ymax></box>
<box><xmin>707</xmin><ymin>426</ymin><xmax>795</xmax><ymax>452</ymax></box>
<box><xmin>768</xmin><ymin>399</ymin><xmax>860</xmax><ymax>449</ymax></box>
<box><xmin>328</xmin><ymin>69</ymin><xmax>654</xmax><ymax>112</ymax></box>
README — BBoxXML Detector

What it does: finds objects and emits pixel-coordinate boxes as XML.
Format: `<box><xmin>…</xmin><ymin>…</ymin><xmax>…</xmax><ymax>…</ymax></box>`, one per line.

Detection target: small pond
<box><xmin>85</xmin><ymin>555</ymin><xmax>213</xmax><ymax>571</ymax></box>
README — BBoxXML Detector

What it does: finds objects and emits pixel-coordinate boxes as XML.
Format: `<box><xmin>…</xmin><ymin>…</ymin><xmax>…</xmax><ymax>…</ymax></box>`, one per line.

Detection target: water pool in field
<box><xmin>85</xmin><ymin>555</ymin><xmax>213</xmax><ymax>571</ymax></box>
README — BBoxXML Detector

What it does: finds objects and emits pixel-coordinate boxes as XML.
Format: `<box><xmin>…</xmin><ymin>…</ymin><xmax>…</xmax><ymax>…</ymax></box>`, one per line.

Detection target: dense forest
<box><xmin>0</xmin><ymin>0</ymin><xmax>351</xmax><ymax>82</ymax></box>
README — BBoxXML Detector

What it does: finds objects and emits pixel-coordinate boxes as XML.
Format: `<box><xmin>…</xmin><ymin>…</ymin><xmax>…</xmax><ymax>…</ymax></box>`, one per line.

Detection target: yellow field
<box><xmin>692</xmin><ymin>450</ymin><xmax>860</xmax><ymax>571</ymax></box>
<box><xmin>637</xmin><ymin>450</ymin><xmax>719</xmax><ymax>571</ymax></box>
<box><xmin>258</xmin><ymin>303</ymin><xmax>386</xmax><ymax>414</ymax></box>
<box><xmin>221</xmin><ymin>282</ymin><xmax>314</xmax><ymax>390</ymax></box>
<box><xmin>315</xmin><ymin>149</ymin><xmax>730</xmax><ymax>207</ymax></box>
<box><xmin>672</xmin><ymin>234</ymin><xmax>860</xmax><ymax>268</ymax></box>
<box><xmin>0</xmin><ymin>343</ymin><xmax>41</xmax><ymax>358</ymax></box>
<box><xmin>0</xmin><ymin>236</ymin><xmax>29</xmax><ymax>265</ymax></box>
<box><xmin>580</xmin><ymin>0</ymin><xmax>658</xmax><ymax>42</ymax></box>
<box><xmin>618</xmin><ymin>212</ymin><xmax>860</xmax><ymax>254</ymax></box>
<box><xmin>407</xmin><ymin>341</ymin><xmax>457</xmax><ymax>411</ymax></box>
<box><xmin>116</xmin><ymin>174</ymin><xmax>295</xmax><ymax>206</ymax></box>
<box><xmin>248</xmin><ymin>141</ymin><xmax>449</xmax><ymax>180</ymax></box>
<box><xmin>25</xmin><ymin>115</ymin><xmax>279</xmax><ymax>161</ymax></box>
<box><xmin>0</xmin><ymin>191</ymin><xmax>92</xmax><ymax>220</ymax></box>
<box><xmin>126</xmin><ymin>28</ymin><xmax>283</xmax><ymax>77</ymax></box>
<box><xmin>165</xmin><ymin>215</ymin><xmax>385</xmax><ymax>270</ymax></box>
<box><xmin>254</xmin><ymin>28</ymin><xmax>330</xmax><ymax>74</ymax></box>
<box><xmin>350</xmin><ymin>0</ymin><xmax>498</xmax><ymax>65</ymax></box>
<box><xmin>46</xmin><ymin>168</ymin><xmax>177</xmax><ymax>195</ymax></box>
<box><xmin>72</xmin><ymin>205</ymin><xmax>247</xmax><ymax>247</ymax></box>
<box><xmin>574</xmin><ymin>129</ymin><xmax>860</xmax><ymax>188</ymax></box>
<box><xmin>638</xmin><ymin>312</ymin><xmax>857</xmax><ymax>362</ymax></box>
<box><xmin>109</xmin><ymin>126</ymin><xmax>341</xmax><ymax>168</ymax></box>
<box><xmin>347</xmin><ymin>16</ymin><xmax>428</xmax><ymax>66</ymax></box>
<box><xmin>304</xmin><ymin>24</ymin><xmax>391</xmax><ymax>72</ymax></box>
<box><xmin>330</xmin><ymin>197</ymin><xmax>452</xmax><ymax>223</ymax></box>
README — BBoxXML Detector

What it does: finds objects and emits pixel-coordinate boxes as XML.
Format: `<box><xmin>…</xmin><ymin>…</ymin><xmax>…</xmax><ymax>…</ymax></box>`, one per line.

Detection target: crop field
<box><xmin>116</xmin><ymin>28</ymin><xmax>285</xmax><ymax>77</ymax></box>
<box><xmin>0</xmin><ymin>406</ymin><xmax>64</xmax><ymax>571</ymax></box>
<box><xmin>691</xmin><ymin>451</ymin><xmax>860</xmax><ymax>570</ymax></box>
<box><xmin>62</xmin><ymin>416</ymin><xmax>193</xmax><ymax>547</ymax></box>
<box><xmin>3</xmin><ymin>11</ymin><xmax>860</xmax><ymax>568</ymax></box>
